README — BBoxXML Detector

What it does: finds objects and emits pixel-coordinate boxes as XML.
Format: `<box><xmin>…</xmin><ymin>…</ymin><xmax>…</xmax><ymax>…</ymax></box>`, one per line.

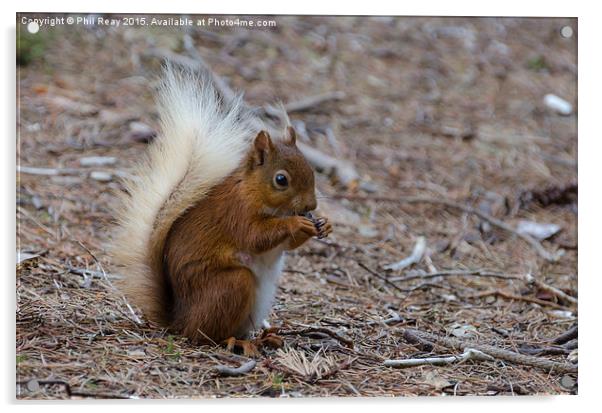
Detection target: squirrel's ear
<box><xmin>253</xmin><ymin>130</ymin><xmax>273</xmax><ymax>166</ymax></box>
<box><xmin>284</xmin><ymin>126</ymin><xmax>297</xmax><ymax>146</ymax></box>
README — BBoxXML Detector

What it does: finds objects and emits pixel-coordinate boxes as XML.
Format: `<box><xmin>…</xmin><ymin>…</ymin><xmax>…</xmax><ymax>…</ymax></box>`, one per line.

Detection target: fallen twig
<box><xmin>17</xmin><ymin>165</ymin><xmax>124</xmax><ymax>183</ymax></box>
<box><xmin>214</xmin><ymin>359</ymin><xmax>257</xmax><ymax>377</ymax></box>
<box><xmin>383</xmin><ymin>236</ymin><xmax>426</xmax><ymax>271</ymax></box>
<box><xmin>468</xmin><ymin>289</ymin><xmax>568</xmax><ymax>310</ymax></box>
<box><xmin>384</xmin><ymin>347</ymin><xmax>493</xmax><ymax>368</ymax></box>
<box><xmin>18</xmin><ymin>166</ymin><xmax>81</xmax><ymax>176</ymax></box>
<box><xmin>332</xmin><ymin>194</ymin><xmax>563</xmax><ymax>262</ymax></box>
<box><xmin>388</xmin><ymin>269</ymin><xmax>524</xmax><ymax>283</ymax></box>
<box><xmin>367</xmin><ymin>310</ymin><xmax>403</xmax><ymax>326</ymax></box>
<box><xmin>264</xmin><ymin>91</ymin><xmax>346</xmax><ymax>116</ymax></box>
<box><xmin>403</xmin><ymin>329</ymin><xmax>435</xmax><ymax>352</ymax></box>
<box><xmin>358</xmin><ymin>261</ymin><xmax>412</xmax><ymax>295</ymax></box>
<box><xmin>387</xmin><ymin>269</ymin><xmax>575</xmax><ymax>309</ymax></box>
<box><xmin>524</xmin><ymin>273</ymin><xmax>577</xmax><ymax>306</ymax></box>
<box><xmin>399</xmin><ymin>328</ymin><xmax>578</xmax><ymax>373</ymax></box>
<box><xmin>517</xmin><ymin>344</ymin><xmax>569</xmax><ymax>356</ymax></box>
<box><xmin>17</xmin><ymin>379</ymin><xmax>131</xmax><ymax>399</ymax></box>
<box><xmin>280</xmin><ymin>326</ymin><xmax>354</xmax><ymax>348</ymax></box>
<box><xmin>551</xmin><ymin>326</ymin><xmax>578</xmax><ymax>345</ymax></box>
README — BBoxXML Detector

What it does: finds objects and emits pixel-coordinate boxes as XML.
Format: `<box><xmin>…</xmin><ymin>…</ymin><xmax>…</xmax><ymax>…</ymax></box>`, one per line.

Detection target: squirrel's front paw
<box><xmin>291</xmin><ymin>215</ymin><xmax>319</xmax><ymax>237</ymax></box>
<box><xmin>309</xmin><ymin>215</ymin><xmax>332</xmax><ymax>239</ymax></box>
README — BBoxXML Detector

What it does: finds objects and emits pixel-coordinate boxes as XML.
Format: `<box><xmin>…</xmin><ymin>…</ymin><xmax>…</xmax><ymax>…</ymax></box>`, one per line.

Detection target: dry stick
<box><xmin>280</xmin><ymin>326</ymin><xmax>354</xmax><ymax>348</ymax></box>
<box><xmin>263</xmin><ymin>91</ymin><xmax>346</xmax><ymax>116</ymax></box>
<box><xmin>357</xmin><ymin>262</ymin><xmax>413</xmax><ymax>295</ymax></box>
<box><xmin>332</xmin><ymin>194</ymin><xmax>562</xmax><ymax>262</ymax></box>
<box><xmin>389</xmin><ymin>269</ymin><xmax>524</xmax><ymax>283</ymax></box>
<box><xmin>467</xmin><ymin>289</ymin><xmax>568</xmax><ymax>310</ymax></box>
<box><xmin>401</xmin><ymin>328</ymin><xmax>578</xmax><ymax>374</ymax></box>
<box><xmin>284</xmin><ymin>91</ymin><xmax>347</xmax><ymax>113</ymax></box>
<box><xmin>517</xmin><ymin>345</ymin><xmax>569</xmax><ymax>357</ymax></box>
<box><xmin>17</xmin><ymin>380</ymin><xmax>131</xmax><ymax>399</ymax></box>
<box><xmin>383</xmin><ymin>236</ymin><xmax>426</xmax><ymax>271</ymax></box>
<box><xmin>389</xmin><ymin>269</ymin><xmax>575</xmax><ymax>309</ymax></box>
<box><xmin>551</xmin><ymin>326</ymin><xmax>578</xmax><ymax>345</ymax></box>
<box><xmin>403</xmin><ymin>329</ymin><xmax>434</xmax><ymax>352</ymax></box>
<box><xmin>18</xmin><ymin>165</ymin><xmax>126</xmax><ymax>181</ymax></box>
<box><xmin>384</xmin><ymin>348</ymin><xmax>494</xmax><ymax>368</ymax></box>
<box><xmin>361</xmin><ymin>263</ymin><xmax>500</xmax><ymax>296</ymax></box>
<box><xmin>214</xmin><ymin>359</ymin><xmax>257</xmax><ymax>377</ymax></box>
<box><xmin>367</xmin><ymin>311</ymin><xmax>403</xmax><ymax>326</ymax></box>
<box><xmin>525</xmin><ymin>273</ymin><xmax>578</xmax><ymax>306</ymax></box>
<box><xmin>18</xmin><ymin>166</ymin><xmax>82</xmax><ymax>176</ymax></box>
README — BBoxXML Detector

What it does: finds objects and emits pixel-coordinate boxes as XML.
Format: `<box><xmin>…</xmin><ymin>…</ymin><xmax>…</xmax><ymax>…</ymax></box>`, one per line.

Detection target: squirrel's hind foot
<box><xmin>223</xmin><ymin>337</ymin><xmax>260</xmax><ymax>357</ymax></box>
<box><xmin>222</xmin><ymin>332</ymin><xmax>284</xmax><ymax>358</ymax></box>
<box><xmin>256</xmin><ymin>332</ymin><xmax>284</xmax><ymax>350</ymax></box>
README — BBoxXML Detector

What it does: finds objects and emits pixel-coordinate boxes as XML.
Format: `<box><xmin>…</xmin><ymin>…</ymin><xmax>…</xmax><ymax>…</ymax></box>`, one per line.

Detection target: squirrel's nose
<box><xmin>305</xmin><ymin>196</ymin><xmax>317</xmax><ymax>212</ymax></box>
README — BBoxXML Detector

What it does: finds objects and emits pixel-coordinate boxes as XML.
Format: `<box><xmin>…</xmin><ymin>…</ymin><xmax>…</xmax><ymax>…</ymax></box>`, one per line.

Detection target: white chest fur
<box><xmin>247</xmin><ymin>245</ymin><xmax>286</xmax><ymax>332</ymax></box>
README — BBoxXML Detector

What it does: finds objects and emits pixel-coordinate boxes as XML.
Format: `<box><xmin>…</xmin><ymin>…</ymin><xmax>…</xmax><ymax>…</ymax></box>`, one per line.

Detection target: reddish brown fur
<box><xmin>161</xmin><ymin>130</ymin><xmax>330</xmax><ymax>343</ymax></box>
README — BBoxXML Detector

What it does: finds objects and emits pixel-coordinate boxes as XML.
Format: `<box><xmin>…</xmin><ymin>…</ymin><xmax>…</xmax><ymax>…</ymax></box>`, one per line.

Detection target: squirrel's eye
<box><xmin>273</xmin><ymin>171</ymin><xmax>290</xmax><ymax>189</ymax></box>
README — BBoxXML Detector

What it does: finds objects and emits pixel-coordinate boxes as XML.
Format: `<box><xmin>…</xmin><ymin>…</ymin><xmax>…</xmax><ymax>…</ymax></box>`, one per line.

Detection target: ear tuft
<box><xmin>284</xmin><ymin>126</ymin><xmax>297</xmax><ymax>146</ymax></box>
<box><xmin>253</xmin><ymin>130</ymin><xmax>273</xmax><ymax>166</ymax></box>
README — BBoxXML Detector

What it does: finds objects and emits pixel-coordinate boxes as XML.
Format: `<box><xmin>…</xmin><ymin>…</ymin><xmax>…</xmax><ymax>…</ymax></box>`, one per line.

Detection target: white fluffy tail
<box><xmin>111</xmin><ymin>64</ymin><xmax>255</xmax><ymax>323</ymax></box>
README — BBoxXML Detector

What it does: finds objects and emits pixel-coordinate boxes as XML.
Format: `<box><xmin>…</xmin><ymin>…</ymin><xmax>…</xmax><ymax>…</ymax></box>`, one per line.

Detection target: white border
<box><xmin>4</xmin><ymin>1</ymin><xmax>600</xmax><ymax>412</ymax></box>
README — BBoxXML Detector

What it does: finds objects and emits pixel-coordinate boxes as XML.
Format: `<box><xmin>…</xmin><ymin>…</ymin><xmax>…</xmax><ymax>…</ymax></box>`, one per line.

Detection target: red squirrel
<box><xmin>111</xmin><ymin>65</ymin><xmax>331</xmax><ymax>356</ymax></box>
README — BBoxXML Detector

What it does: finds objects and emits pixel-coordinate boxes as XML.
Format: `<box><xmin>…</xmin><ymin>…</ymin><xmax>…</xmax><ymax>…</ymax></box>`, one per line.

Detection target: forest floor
<box><xmin>17</xmin><ymin>15</ymin><xmax>577</xmax><ymax>398</ymax></box>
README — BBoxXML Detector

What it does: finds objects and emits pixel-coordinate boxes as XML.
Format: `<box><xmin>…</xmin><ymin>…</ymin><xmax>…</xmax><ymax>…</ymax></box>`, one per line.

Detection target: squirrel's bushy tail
<box><xmin>111</xmin><ymin>64</ymin><xmax>255</xmax><ymax>324</ymax></box>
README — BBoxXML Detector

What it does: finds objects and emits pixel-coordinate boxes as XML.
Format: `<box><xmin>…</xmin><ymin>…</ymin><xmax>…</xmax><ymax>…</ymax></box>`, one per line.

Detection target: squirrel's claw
<box><xmin>306</xmin><ymin>213</ymin><xmax>331</xmax><ymax>239</ymax></box>
<box><xmin>256</xmin><ymin>333</ymin><xmax>284</xmax><ymax>350</ymax></box>
<box><xmin>315</xmin><ymin>217</ymin><xmax>332</xmax><ymax>239</ymax></box>
<box><xmin>223</xmin><ymin>337</ymin><xmax>261</xmax><ymax>358</ymax></box>
<box><xmin>222</xmin><ymin>332</ymin><xmax>284</xmax><ymax>357</ymax></box>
